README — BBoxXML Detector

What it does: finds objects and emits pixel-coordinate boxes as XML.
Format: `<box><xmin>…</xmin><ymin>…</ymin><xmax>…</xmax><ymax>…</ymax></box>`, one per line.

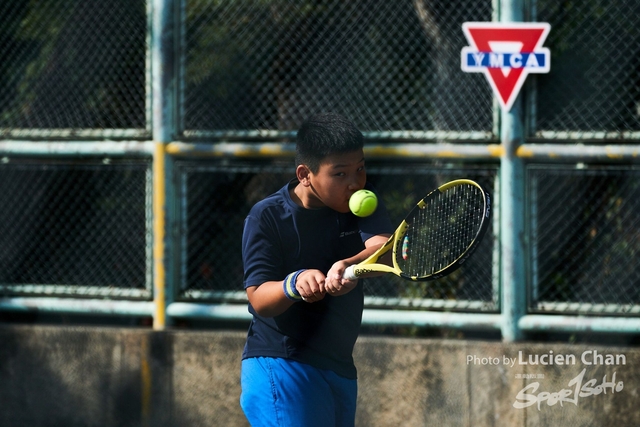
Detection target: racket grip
<box><xmin>343</xmin><ymin>265</ymin><xmax>358</xmax><ymax>280</ymax></box>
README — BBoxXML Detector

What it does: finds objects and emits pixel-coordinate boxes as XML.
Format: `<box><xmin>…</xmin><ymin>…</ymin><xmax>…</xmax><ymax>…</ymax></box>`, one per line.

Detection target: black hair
<box><xmin>295</xmin><ymin>112</ymin><xmax>364</xmax><ymax>173</ymax></box>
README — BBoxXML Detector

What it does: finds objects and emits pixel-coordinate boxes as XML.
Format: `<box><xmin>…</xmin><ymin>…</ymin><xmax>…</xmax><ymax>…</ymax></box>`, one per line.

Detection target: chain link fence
<box><xmin>1</xmin><ymin>0</ymin><xmax>640</xmax><ymax>318</ymax></box>
<box><xmin>527</xmin><ymin>165</ymin><xmax>640</xmax><ymax>315</ymax></box>
<box><xmin>0</xmin><ymin>0</ymin><xmax>149</xmax><ymax>138</ymax></box>
<box><xmin>177</xmin><ymin>160</ymin><xmax>498</xmax><ymax>312</ymax></box>
<box><xmin>534</xmin><ymin>0</ymin><xmax>640</xmax><ymax>139</ymax></box>
<box><xmin>182</xmin><ymin>0</ymin><xmax>495</xmax><ymax>139</ymax></box>
<box><xmin>0</xmin><ymin>158</ymin><xmax>152</xmax><ymax>299</ymax></box>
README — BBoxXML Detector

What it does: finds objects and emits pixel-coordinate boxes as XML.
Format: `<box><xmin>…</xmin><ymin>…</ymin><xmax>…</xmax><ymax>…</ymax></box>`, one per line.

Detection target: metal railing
<box><xmin>1</xmin><ymin>0</ymin><xmax>640</xmax><ymax>340</ymax></box>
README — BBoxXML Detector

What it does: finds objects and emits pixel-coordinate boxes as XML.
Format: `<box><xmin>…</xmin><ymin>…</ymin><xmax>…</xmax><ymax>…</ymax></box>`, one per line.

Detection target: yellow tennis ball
<box><xmin>349</xmin><ymin>189</ymin><xmax>378</xmax><ymax>217</ymax></box>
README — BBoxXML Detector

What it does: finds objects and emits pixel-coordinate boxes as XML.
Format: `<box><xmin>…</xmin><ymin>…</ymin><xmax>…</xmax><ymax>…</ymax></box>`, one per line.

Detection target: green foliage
<box><xmin>1</xmin><ymin>0</ymin><xmax>147</xmax><ymax>129</ymax></box>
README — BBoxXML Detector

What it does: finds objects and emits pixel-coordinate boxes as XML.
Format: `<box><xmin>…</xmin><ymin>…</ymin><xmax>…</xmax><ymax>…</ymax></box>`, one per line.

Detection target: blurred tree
<box><xmin>0</xmin><ymin>0</ymin><xmax>147</xmax><ymax>132</ymax></box>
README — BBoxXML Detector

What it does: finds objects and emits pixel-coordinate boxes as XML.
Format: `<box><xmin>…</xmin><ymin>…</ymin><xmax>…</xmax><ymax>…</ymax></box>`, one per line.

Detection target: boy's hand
<box><xmin>325</xmin><ymin>261</ymin><xmax>358</xmax><ymax>296</ymax></box>
<box><xmin>296</xmin><ymin>269</ymin><xmax>327</xmax><ymax>302</ymax></box>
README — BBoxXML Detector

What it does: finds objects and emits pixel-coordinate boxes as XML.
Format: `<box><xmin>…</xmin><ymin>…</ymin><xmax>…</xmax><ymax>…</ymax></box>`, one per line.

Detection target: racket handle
<box><xmin>343</xmin><ymin>265</ymin><xmax>358</xmax><ymax>280</ymax></box>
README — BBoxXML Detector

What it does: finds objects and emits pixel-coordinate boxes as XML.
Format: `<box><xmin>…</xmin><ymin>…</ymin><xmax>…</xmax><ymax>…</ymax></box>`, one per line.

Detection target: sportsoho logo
<box><xmin>461</xmin><ymin>22</ymin><xmax>551</xmax><ymax>111</ymax></box>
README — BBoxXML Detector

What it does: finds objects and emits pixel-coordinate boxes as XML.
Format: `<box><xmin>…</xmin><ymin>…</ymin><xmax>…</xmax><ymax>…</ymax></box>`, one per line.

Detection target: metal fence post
<box><xmin>499</xmin><ymin>0</ymin><xmax>527</xmax><ymax>342</ymax></box>
<box><xmin>152</xmin><ymin>0</ymin><xmax>178</xmax><ymax>330</ymax></box>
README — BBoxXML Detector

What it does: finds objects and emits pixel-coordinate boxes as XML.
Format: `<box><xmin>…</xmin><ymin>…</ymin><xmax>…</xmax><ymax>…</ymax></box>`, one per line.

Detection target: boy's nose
<box><xmin>347</xmin><ymin>181</ymin><xmax>362</xmax><ymax>191</ymax></box>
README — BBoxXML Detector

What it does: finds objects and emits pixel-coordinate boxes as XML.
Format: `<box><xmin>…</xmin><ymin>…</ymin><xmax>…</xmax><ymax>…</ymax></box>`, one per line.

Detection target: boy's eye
<box><xmin>334</xmin><ymin>167</ymin><xmax>364</xmax><ymax>177</ymax></box>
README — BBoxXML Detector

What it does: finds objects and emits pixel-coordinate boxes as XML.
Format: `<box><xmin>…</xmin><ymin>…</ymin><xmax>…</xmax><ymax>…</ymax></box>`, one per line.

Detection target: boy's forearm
<box><xmin>247</xmin><ymin>269</ymin><xmax>329</xmax><ymax>316</ymax></box>
<box><xmin>246</xmin><ymin>281</ymin><xmax>295</xmax><ymax>317</ymax></box>
<box><xmin>341</xmin><ymin>245</ymin><xmax>379</xmax><ymax>266</ymax></box>
<box><xmin>342</xmin><ymin>234</ymin><xmax>390</xmax><ymax>266</ymax></box>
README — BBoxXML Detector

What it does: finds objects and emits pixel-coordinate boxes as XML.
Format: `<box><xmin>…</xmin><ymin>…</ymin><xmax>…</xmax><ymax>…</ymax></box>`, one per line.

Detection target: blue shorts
<box><xmin>240</xmin><ymin>357</ymin><xmax>357</xmax><ymax>427</ymax></box>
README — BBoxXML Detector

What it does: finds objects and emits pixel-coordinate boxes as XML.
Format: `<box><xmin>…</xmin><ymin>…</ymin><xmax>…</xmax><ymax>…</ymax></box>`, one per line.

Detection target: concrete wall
<box><xmin>1</xmin><ymin>325</ymin><xmax>639</xmax><ymax>426</ymax></box>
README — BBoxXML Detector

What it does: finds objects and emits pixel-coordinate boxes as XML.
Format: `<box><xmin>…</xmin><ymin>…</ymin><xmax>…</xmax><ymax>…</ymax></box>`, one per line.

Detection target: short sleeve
<box><xmin>241</xmin><ymin>212</ymin><xmax>283</xmax><ymax>289</ymax></box>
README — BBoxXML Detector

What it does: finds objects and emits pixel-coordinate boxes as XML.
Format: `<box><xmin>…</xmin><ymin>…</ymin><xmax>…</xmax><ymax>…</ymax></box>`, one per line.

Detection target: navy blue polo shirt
<box><xmin>241</xmin><ymin>180</ymin><xmax>392</xmax><ymax>379</ymax></box>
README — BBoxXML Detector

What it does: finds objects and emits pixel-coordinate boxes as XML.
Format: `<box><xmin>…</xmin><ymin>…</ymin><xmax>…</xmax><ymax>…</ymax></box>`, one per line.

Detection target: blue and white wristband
<box><xmin>283</xmin><ymin>269</ymin><xmax>306</xmax><ymax>301</ymax></box>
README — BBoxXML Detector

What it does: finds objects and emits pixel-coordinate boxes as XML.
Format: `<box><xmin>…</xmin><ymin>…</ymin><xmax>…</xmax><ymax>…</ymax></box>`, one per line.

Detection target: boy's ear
<box><xmin>296</xmin><ymin>164</ymin><xmax>312</xmax><ymax>187</ymax></box>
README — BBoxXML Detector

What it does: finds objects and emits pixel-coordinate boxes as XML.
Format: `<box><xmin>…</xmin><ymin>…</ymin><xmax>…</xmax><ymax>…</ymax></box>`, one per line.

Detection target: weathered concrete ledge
<box><xmin>1</xmin><ymin>325</ymin><xmax>638</xmax><ymax>426</ymax></box>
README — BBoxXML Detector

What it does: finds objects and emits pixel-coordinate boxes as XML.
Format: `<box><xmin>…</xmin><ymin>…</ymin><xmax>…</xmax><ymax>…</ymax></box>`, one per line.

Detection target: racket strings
<box><xmin>397</xmin><ymin>184</ymin><xmax>485</xmax><ymax>278</ymax></box>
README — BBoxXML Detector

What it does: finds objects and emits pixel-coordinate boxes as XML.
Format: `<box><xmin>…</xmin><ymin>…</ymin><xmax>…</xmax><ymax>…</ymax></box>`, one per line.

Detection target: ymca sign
<box><xmin>461</xmin><ymin>22</ymin><xmax>551</xmax><ymax>111</ymax></box>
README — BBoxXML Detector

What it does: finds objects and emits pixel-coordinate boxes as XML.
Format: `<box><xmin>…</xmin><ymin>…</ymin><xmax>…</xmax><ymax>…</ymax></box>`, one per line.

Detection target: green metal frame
<box><xmin>3</xmin><ymin>0</ymin><xmax>640</xmax><ymax>339</ymax></box>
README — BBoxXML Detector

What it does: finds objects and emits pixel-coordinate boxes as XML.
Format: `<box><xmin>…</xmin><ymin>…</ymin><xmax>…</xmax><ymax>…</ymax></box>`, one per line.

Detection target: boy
<box><xmin>240</xmin><ymin>112</ymin><xmax>392</xmax><ymax>427</ymax></box>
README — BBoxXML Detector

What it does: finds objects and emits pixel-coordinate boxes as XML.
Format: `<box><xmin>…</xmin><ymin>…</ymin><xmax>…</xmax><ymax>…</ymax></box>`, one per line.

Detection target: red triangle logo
<box><xmin>461</xmin><ymin>23</ymin><xmax>551</xmax><ymax>111</ymax></box>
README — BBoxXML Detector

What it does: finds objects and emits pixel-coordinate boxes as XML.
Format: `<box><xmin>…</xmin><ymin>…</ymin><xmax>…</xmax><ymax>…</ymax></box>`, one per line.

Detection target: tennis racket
<box><xmin>343</xmin><ymin>179</ymin><xmax>491</xmax><ymax>281</ymax></box>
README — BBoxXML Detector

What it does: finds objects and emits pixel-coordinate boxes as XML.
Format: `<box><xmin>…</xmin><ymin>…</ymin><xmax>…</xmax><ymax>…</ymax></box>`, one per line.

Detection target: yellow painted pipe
<box><xmin>152</xmin><ymin>142</ymin><xmax>166</xmax><ymax>330</ymax></box>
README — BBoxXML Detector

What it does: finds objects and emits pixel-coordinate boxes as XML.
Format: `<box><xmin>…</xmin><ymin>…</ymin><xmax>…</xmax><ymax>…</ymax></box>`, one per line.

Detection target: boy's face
<box><xmin>300</xmin><ymin>149</ymin><xmax>366</xmax><ymax>213</ymax></box>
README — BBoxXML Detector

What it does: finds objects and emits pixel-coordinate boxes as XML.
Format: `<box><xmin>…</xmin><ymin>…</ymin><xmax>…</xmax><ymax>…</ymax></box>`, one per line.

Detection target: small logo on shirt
<box><xmin>339</xmin><ymin>230</ymin><xmax>359</xmax><ymax>238</ymax></box>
